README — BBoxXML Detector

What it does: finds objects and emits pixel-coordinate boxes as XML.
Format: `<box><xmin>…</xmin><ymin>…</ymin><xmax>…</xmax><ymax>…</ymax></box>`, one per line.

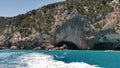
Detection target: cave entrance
<box><xmin>55</xmin><ymin>41</ymin><xmax>80</xmax><ymax>50</ymax></box>
<box><xmin>92</xmin><ymin>42</ymin><xmax>115</xmax><ymax>50</ymax></box>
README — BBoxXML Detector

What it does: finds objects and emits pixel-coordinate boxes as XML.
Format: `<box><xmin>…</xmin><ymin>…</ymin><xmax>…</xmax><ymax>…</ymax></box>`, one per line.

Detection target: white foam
<box><xmin>0</xmin><ymin>53</ymin><xmax>13</xmax><ymax>59</ymax></box>
<box><xmin>16</xmin><ymin>53</ymin><xmax>100</xmax><ymax>68</ymax></box>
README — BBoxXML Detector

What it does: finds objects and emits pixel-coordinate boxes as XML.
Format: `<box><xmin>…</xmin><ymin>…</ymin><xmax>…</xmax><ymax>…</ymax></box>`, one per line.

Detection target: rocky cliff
<box><xmin>0</xmin><ymin>0</ymin><xmax>120</xmax><ymax>50</ymax></box>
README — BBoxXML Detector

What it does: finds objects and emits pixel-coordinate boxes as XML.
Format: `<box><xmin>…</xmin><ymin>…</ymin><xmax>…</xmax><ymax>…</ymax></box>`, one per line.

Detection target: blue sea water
<box><xmin>0</xmin><ymin>50</ymin><xmax>119</xmax><ymax>68</ymax></box>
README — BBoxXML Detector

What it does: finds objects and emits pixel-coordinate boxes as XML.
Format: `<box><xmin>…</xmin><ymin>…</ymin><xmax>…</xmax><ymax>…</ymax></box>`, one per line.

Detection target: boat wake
<box><xmin>0</xmin><ymin>52</ymin><xmax>100</xmax><ymax>68</ymax></box>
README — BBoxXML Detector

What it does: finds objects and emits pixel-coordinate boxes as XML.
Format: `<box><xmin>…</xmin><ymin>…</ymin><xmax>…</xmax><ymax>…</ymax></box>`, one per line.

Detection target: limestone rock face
<box><xmin>0</xmin><ymin>35</ymin><xmax>6</xmax><ymax>46</ymax></box>
<box><xmin>54</xmin><ymin>15</ymin><xmax>91</xmax><ymax>49</ymax></box>
<box><xmin>10</xmin><ymin>45</ymin><xmax>17</xmax><ymax>49</ymax></box>
<box><xmin>0</xmin><ymin>0</ymin><xmax>120</xmax><ymax>50</ymax></box>
<box><xmin>9</xmin><ymin>32</ymin><xmax>21</xmax><ymax>44</ymax></box>
<box><xmin>93</xmin><ymin>34</ymin><xmax>120</xmax><ymax>50</ymax></box>
<box><xmin>92</xmin><ymin>10</ymin><xmax>120</xmax><ymax>34</ymax></box>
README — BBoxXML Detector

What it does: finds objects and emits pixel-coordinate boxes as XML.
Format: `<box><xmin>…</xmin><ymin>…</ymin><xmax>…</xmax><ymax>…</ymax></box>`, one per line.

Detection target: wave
<box><xmin>0</xmin><ymin>52</ymin><xmax>101</xmax><ymax>68</ymax></box>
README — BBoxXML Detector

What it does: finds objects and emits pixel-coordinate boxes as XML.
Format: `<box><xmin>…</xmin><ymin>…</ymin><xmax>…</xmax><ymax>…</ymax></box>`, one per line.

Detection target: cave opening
<box><xmin>55</xmin><ymin>41</ymin><xmax>80</xmax><ymax>50</ymax></box>
<box><xmin>92</xmin><ymin>42</ymin><xmax>116</xmax><ymax>50</ymax></box>
<box><xmin>113</xmin><ymin>47</ymin><xmax>120</xmax><ymax>50</ymax></box>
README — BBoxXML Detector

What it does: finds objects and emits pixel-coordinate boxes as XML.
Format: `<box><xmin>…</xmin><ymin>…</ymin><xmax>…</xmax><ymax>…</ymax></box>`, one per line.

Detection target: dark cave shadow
<box><xmin>92</xmin><ymin>42</ymin><xmax>120</xmax><ymax>50</ymax></box>
<box><xmin>55</xmin><ymin>41</ymin><xmax>80</xmax><ymax>50</ymax></box>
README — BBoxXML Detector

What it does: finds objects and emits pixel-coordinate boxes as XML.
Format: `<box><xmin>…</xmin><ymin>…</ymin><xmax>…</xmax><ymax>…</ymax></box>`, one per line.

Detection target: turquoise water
<box><xmin>0</xmin><ymin>50</ymin><xmax>120</xmax><ymax>68</ymax></box>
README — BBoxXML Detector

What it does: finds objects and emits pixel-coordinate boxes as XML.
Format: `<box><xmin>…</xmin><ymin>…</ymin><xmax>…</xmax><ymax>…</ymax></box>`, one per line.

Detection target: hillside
<box><xmin>0</xmin><ymin>0</ymin><xmax>120</xmax><ymax>50</ymax></box>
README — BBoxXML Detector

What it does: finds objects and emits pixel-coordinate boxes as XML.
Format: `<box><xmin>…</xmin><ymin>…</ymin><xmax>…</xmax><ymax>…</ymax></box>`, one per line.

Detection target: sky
<box><xmin>0</xmin><ymin>0</ymin><xmax>65</xmax><ymax>17</ymax></box>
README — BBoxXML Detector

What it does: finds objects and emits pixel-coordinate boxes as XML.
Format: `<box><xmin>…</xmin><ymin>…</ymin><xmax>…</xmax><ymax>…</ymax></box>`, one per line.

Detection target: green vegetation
<box><xmin>0</xmin><ymin>0</ymin><xmax>114</xmax><ymax>35</ymax></box>
<box><xmin>94</xmin><ymin>23</ymin><xmax>102</xmax><ymax>29</ymax></box>
<box><xmin>65</xmin><ymin>0</ymin><xmax>113</xmax><ymax>20</ymax></box>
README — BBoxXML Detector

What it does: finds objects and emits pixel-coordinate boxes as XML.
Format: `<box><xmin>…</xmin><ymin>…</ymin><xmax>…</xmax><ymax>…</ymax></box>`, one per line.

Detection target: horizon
<box><xmin>0</xmin><ymin>0</ymin><xmax>65</xmax><ymax>17</ymax></box>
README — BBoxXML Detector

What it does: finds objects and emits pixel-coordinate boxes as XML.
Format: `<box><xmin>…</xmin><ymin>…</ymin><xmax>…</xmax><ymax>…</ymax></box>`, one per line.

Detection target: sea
<box><xmin>0</xmin><ymin>50</ymin><xmax>119</xmax><ymax>68</ymax></box>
